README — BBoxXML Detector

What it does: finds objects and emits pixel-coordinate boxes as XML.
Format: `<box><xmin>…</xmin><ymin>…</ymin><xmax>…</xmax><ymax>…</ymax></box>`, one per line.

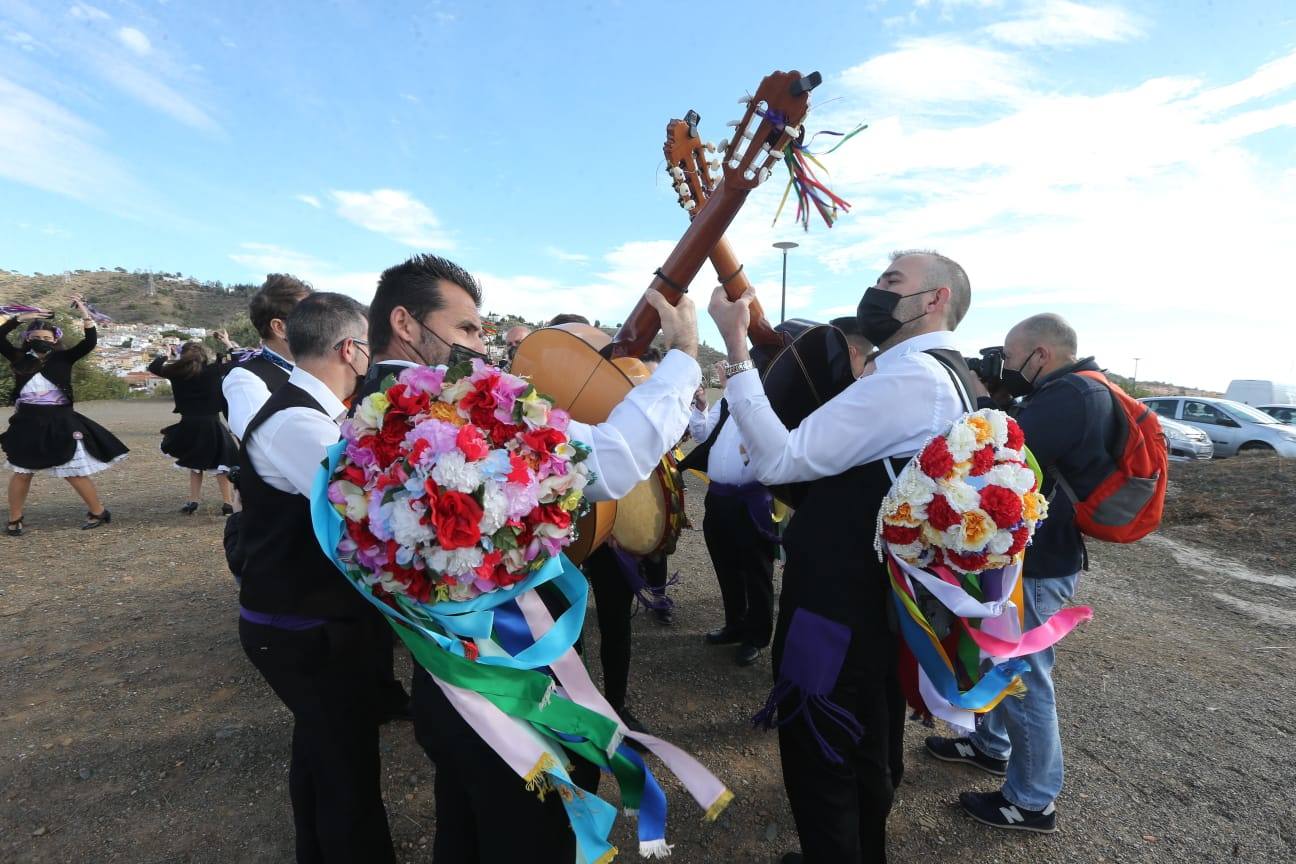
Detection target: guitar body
<box><xmin>756</xmin><ymin>319</ymin><xmax>855</xmax><ymax>507</ymax></box>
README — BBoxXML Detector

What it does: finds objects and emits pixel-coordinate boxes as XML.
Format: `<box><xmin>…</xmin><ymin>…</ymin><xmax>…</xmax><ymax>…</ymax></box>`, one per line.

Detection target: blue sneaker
<box><xmin>925</xmin><ymin>736</ymin><xmax>1008</xmax><ymax>777</ymax></box>
<box><xmin>959</xmin><ymin>790</ymin><xmax>1057</xmax><ymax>833</ymax></box>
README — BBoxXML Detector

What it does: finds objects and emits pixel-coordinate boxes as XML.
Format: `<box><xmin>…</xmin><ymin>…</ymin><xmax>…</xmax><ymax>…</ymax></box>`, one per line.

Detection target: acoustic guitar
<box><xmin>663</xmin><ymin>113</ymin><xmax>855</xmax><ymax>507</ymax></box>
<box><xmin>511</xmin><ymin>69</ymin><xmax>821</xmax><ymax>559</ymax></box>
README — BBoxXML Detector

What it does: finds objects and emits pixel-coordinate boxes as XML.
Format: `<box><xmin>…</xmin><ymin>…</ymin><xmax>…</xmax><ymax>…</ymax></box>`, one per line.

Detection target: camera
<box><xmin>965</xmin><ymin>346</ymin><xmax>1005</xmax><ymax>384</ymax></box>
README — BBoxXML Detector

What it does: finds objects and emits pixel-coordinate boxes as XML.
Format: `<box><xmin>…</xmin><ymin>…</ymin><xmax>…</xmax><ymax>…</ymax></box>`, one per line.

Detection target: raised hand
<box><xmin>646</xmin><ymin>290</ymin><xmax>699</xmax><ymax>359</ymax></box>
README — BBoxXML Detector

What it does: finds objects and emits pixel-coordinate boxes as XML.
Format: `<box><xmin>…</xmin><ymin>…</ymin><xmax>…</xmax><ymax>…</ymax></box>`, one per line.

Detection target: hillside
<box><xmin>0</xmin><ymin>269</ymin><xmax>254</xmax><ymax>329</ymax></box>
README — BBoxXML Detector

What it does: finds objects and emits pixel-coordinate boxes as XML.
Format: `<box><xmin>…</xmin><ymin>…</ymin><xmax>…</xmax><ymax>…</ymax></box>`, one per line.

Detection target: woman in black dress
<box><xmin>1</xmin><ymin>296</ymin><xmax>128</xmax><ymax>535</ymax></box>
<box><xmin>149</xmin><ymin>337</ymin><xmax>239</xmax><ymax>515</ymax></box>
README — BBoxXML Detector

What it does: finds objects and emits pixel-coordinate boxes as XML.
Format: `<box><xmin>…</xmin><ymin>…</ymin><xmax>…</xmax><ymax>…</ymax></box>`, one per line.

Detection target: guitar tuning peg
<box><xmin>726</xmin><ymin>120</ymin><xmax>740</xmax><ymax>128</ymax></box>
<box><xmin>669</xmin><ymin>166</ymin><xmax>684</xmax><ymax>180</ymax></box>
<box><xmin>743</xmin><ymin>168</ymin><xmax>756</xmax><ymax>181</ymax></box>
<box><xmin>718</xmin><ymin>138</ymin><xmax>729</xmax><ymax>153</ymax></box>
<box><xmin>684</xmin><ymin>199</ymin><xmax>697</xmax><ymax>211</ymax></box>
<box><xmin>727</xmin><ymin>159</ymin><xmax>740</xmax><ymax>171</ymax></box>
<box><xmin>738</xmin><ymin>93</ymin><xmax>752</xmax><ymax>105</ymax></box>
<box><xmin>704</xmin><ymin>142</ymin><xmax>716</xmax><ymax>152</ymax></box>
<box><xmin>758</xmin><ymin>167</ymin><xmax>772</xmax><ymax>183</ymax></box>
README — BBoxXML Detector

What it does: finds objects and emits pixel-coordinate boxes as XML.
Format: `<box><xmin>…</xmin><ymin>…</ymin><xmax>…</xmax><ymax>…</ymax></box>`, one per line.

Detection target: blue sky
<box><xmin>2</xmin><ymin>0</ymin><xmax>1294</xmax><ymax>391</ymax></box>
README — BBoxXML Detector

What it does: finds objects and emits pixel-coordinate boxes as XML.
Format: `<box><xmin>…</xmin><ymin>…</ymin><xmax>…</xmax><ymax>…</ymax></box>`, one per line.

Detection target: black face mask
<box><xmin>27</xmin><ymin>340</ymin><xmax>55</xmax><ymax>356</ymax></box>
<box><xmin>1001</xmin><ymin>349</ymin><xmax>1041</xmax><ymax>398</ymax></box>
<box><xmin>414</xmin><ymin>317</ymin><xmax>490</xmax><ymax>366</ymax></box>
<box><xmin>856</xmin><ymin>286</ymin><xmax>936</xmax><ymax>347</ymax></box>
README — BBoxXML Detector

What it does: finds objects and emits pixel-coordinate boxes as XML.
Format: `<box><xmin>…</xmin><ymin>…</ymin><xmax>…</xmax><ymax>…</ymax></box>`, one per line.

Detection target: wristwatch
<box><xmin>723</xmin><ymin>359</ymin><xmax>755</xmax><ymax>378</ymax></box>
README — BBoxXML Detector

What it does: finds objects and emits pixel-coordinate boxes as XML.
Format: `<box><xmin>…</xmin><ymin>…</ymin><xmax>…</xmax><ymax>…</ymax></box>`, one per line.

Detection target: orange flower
<box><xmin>966</xmin><ymin>415</ymin><xmax>994</xmax><ymax>446</ymax></box>
<box><xmin>959</xmin><ymin>508</ymin><xmax>996</xmax><ymax>549</ymax></box>
<box><xmin>428</xmin><ymin>401</ymin><xmax>466</xmax><ymax>426</ymax></box>
<box><xmin>1023</xmin><ymin>491</ymin><xmax>1047</xmax><ymax>522</ymax></box>
<box><xmin>887</xmin><ymin>501</ymin><xmax>921</xmax><ymax>527</ymax></box>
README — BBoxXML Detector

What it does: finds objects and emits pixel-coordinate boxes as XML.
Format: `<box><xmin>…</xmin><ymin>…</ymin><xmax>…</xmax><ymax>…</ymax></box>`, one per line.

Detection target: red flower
<box><xmin>486</xmin><ymin>418</ymin><xmax>523</xmax><ymax>447</ymax></box>
<box><xmin>969</xmin><ymin>445</ymin><xmax>996</xmax><ymax>476</ymax></box>
<box><xmin>456</xmin><ymin>424</ymin><xmax>490</xmax><ymax>461</ymax></box>
<box><xmin>979</xmin><ymin>484</ymin><xmax>1023</xmax><ymax>529</ymax></box>
<box><xmin>340</xmin><ymin>464</ymin><xmax>367</xmax><ymax>487</ymax></box>
<box><xmin>1005</xmin><ymin>418</ymin><xmax>1025</xmax><ymax>451</ymax></box>
<box><xmin>408</xmin><ymin>437</ymin><xmax>431</xmax><ymax>465</ymax></box>
<box><xmin>533</xmin><ymin>503</ymin><xmax>572</xmax><ymax>532</ymax></box>
<box><xmin>882</xmin><ymin>523</ymin><xmax>921</xmax><ymax>545</ymax></box>
<box><xmin>918</xmin><ymin>437</ymin><xmax>955</xmax><ymax>479</ymax></box>
<box><xmin>461</xmin><ymin>640</ymin><xmax>480</xmax><ymax>662</ymax></box>
<box><xmin>522</xmin><ymin>427</ymin><xmax>566</xmax><ymax>456</ymax></box>
<box><xmin>926</xmin><ymin>494</ymin><xmax>961</xmax><ymax>531</ymax></box>
<box><xmin>945</xmin><ymin>549</ymin><xmax>989</xmax><ymax>573</ymax></box>
<box><xmin>1007</xmin><ymin>524</ymin><xmax>1030</xmax><ymax>556</ymax></box>
<box><xmin>506</xmin><ymin>454</ymin><xmax>531</xmax><ymax>485</ymax></box>
<box><xmin>431</xmin><ymin>490</ymin><xmax>483</xmax><ymax>549</ymax></box>
<box><xmin>386</xmin><ymin>383</ymin><xmax>429</xmax><ymax>417</ymax></box>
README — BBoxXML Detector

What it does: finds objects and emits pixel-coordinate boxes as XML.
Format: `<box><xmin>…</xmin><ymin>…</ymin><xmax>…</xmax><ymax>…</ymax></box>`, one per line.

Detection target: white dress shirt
<box><xmin>246</xmin><ymin>366</ymin><xmax>346</xmax><ymax>497</ymax></box>
<box><xmin>223</xmin><ymin>346</ymin><xmax>293</xmax><ymax>441</ymax></box>
<box><xmin>688</xmin><ymin>399</ymin><xmax>759</xmax><ymax>486</ymax></box>
<box><xmin>725</xmin><ymin>330</ymin><xmax>966</xmax><ymax>485</ymax></box>
<box><xmin>571</xmin><ymin>349</ymin><xmax>700</xmax><ymax>501</ymax></box>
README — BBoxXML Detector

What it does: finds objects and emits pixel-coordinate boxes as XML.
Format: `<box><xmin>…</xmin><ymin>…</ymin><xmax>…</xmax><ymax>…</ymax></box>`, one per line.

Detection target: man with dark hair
<box><xmin>709</xmin><ymin>250</ymin><xmax>977</xmax><ymax>864</ymax></box>
<box><xmin>237</xmin><ymin>292</ymin><xmax>396</xmax><ymax>863</ymax></box>
<box><xmin>830</xmin><ymin>316</ymin><xmax>876</xmax><ymax>379</ymax></box>
<box><xmin>548</xmin><ymin>312</ymin><xmax>590</xmax><ymax>326</ymax></box>
<box><xmin>224</xmin><ymin>274</ymin><xmax>313</xmax><ymax>440</ymax></box>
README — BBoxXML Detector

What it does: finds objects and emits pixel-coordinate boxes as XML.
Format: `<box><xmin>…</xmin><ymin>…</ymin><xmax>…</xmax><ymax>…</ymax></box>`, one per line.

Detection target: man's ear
<box><xmin>270</xmin><ymin>318</ymin><xmax>288</xmax><ymax>340</ymax></box>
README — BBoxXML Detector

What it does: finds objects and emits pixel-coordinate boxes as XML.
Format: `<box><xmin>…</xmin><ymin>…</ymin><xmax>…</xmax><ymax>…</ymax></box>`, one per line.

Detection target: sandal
<box><xmin>6</xmin><ymin>518</ymin><xmax>22</xmax><ymax>537</ymax></box>
<box><xmin>180</xmin><ymin>501</ymin><xmax>199</xmax><ymax>515</ymax></box>
<box><xmin>82</xmin><ymin>509</ymin><xmax>111</xmax><ymax>530</ymax></box>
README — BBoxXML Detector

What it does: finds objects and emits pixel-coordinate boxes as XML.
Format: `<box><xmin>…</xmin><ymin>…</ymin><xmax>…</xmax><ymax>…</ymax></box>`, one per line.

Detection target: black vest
<box><xmin>352</xmin><ymin>361</ymin><xmax>408</xmax><ymax>412</ymax></box>
<box><xmin>678</xmin><ymin>399</ymin><xmax>729</xmax><ymax>475</ymax></box>
<box><xmin>236</xmin><ymin>353</ymin><xmax>292</xmax><ymax>392</ymax></box>
<box><xmin>237</xmin><ymin>383</ymin><xmax>371</xmax><ymax>619</ymax></box>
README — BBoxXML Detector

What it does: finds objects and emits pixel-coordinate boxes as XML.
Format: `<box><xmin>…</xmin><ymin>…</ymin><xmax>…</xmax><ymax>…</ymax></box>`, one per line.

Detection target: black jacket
<box><xmin>149</xmin><ymin>354</ymin><xmax>230</xmax><ymax>415</ymax></box>
<box><xmin>1016</xmin><ymin>357</ymin><xmax>1119</xmax><ymax>578</ymax></box>
<box><xmin>0</xmin><ymin>317</ymin><xmax>97</xmax><ymax>406</ymax></box>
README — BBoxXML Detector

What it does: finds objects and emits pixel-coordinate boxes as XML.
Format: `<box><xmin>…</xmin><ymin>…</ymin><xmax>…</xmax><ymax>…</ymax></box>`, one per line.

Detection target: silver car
<box><xmin>1157</xmin><ymin>416</ymin><xmax>1213</xmax><ymax>461</ymax></box>
<box><xmin>1139</xmin><ymin>396</ymin><xmax>1296</xmax><ymax>458</ymax></box>
<box><xmin>1258</xmin><ymin>404</ymin><xmax>1296</xmax><ymax>425</ymax></box>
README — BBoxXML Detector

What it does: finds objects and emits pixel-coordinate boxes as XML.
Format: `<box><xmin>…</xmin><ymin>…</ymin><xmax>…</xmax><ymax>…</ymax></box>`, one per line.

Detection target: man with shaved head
<box><xmin>709</xmin><ymin>249</ymin><xmax>980</xmax><ymax>864</ymax></box>
<box><xmin>927</xmin><ymin>312</ymin><xmax>1116</xmax><ymax>835</ymax></box>
<box><xmin>503</xmin><ymin>324</ymin><xmax>530</xmax><ymax>365</ymax></box>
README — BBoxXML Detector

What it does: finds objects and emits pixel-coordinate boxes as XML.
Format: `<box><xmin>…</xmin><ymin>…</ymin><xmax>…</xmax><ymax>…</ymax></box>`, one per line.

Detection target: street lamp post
<box><xmin>772</xmin><ymin>241</ymin><xmax>799</xmax><ymax>324</ymax></box>
<box><xmin>1132</xmin><ymin>357</ymin><xmax>1141</xmax><ymax>395</ymax></box>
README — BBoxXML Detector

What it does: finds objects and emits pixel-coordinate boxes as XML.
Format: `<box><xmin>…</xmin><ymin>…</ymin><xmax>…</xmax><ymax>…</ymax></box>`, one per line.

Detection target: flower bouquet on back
<box><xmin>875</xmin><ymin>408</ymin><xmax>1093</xmax><ymax>731</ymax></box>
<box><xmin>311</xmin><ymin>359</ymin><xmax>730</xmax><ymax>861</ymax></box>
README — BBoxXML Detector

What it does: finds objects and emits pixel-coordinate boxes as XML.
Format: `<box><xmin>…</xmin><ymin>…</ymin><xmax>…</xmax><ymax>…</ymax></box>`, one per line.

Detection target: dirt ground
<box><xmin>2</xmin><ymin>401</ymin><xmax>1293</xmax><ymax>863</ymax></box>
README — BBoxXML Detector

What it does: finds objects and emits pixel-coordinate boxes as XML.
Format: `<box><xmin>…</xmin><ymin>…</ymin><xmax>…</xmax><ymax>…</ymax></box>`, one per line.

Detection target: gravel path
<box><xmin>1</xmin><ymin>401</ymin><xmax>1292</xmax><ymax>862</ymax></box>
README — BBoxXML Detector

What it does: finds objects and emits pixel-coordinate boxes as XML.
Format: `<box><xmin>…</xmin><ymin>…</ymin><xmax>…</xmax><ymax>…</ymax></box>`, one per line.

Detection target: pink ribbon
<box><xmin>963</xmin><ymin>605</ymin><xmax>1094</xmax><ymax>658</ymax></box>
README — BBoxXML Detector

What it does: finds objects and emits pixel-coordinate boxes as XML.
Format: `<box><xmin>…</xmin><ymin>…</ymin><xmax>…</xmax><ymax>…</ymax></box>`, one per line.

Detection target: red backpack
<box><xmin>1049</xmin><ymin>370</ymin><xmax>1168</xmax><ymax>543</ymax></box>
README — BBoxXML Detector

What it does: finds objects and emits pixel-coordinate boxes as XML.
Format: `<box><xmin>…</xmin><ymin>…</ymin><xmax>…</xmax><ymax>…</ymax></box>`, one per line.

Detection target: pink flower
<box><xmin>405</xmin><ymin>419</ymin><xmax>460</xmax><ymax>460</ymax></box>
<box><xmin>345</xmin><ymin>440</ymin><xmax>378</xmax><ymax>469</ymax></box>
<box><xmin>327</xmin><ymin>481</ymin><xmax>347</xmax><ymax>505</ymax></box>
<box><xmin>490</xmin><ymin>375</ymin><xmax>529</xmax><ymax>423</ymax></box>
<box><xmin>547</xmin><ymin>408</ymin><xmax>571</xmax><ymax>433</ymax></box>
<box><xmin>399</xmin><ymin>364</ymin><xmax>445</xmax><ymax>395</ymax></box>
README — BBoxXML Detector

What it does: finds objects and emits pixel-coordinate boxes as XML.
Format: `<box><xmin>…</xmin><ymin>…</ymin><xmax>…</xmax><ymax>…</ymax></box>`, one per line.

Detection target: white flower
<box><xmin>985</xmin><ymin>463</ymin><xmax>1036</xmax><ymax>495</ymax></box>
<box><xmin>425</xmin><ymin>545</ymin><xmax>483</xmax><ymax>577</ymax></box>
<box><xmin>389</xmin><ymin>498</ymin><xmax>433</xmax><ymax>549</ymax></box>
<box><xmin>440</xmin><ymin>377</ymin><xmax>472</xmax><ymax>404</ymax></box>
<box><xmin>889</xmin><ymin>540</ymin><xmax>925</xmax><ymax>563</ymax></box>
<box><xmin>479</xmin><ymin>484</ymin><xmax>509</xmax><ymax>536</ymax></box>
<box><xmin>980</xmin><ymin>410</ymin><xmax>1009</xmax><ymax>447</ymax></box>
<box><xmin>940</xmin><ymin>478</ymin><xmax>982</xmax><ymax>513</ymax></box>
<box><xmin>431</xmin><ymin>450</ymin><xmax>483</xmax><ymax>493</ymax></box>
<box><xmin>945</xmin><ymin>418</ymin><xmax>978</xmax><ymax>461</ymax></box>
<box><xmin>987</xmin><ymin>528</ymin><xmax>1016</xmax><ymax>555</ymax></box>
<box><xmin>537</xmin><ymin>471</ymin><xmax>579</xmax><ymax>502</ymax></box>
<box><xmin>447</xmin><ymin>579</ymin><xmax>478</xmax><ymax>601</ymax></box>
<box><xmin>892</xmin><ymin>464</ymin><xmax>936</xmax><ymax>506</ymax></box>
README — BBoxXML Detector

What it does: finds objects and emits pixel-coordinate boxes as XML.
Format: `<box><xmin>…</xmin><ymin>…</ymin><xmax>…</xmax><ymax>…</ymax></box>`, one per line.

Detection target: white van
<box><xmin>1224</xmin><ymin>380</ymin><xmax>1296</xmax><ymax>406</ymax></box>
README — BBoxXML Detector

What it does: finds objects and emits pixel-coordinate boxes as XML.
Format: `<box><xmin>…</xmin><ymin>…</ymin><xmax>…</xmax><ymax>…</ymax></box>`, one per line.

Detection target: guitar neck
<box><xmin>707</xmin><ymin>237</ymin><xmax>783</xmax><ymax>350</ymax></box>
<box><xmin>606</xmin><ymin>182</ymin><xmax>751</xmax><ymax>359</ymax></box>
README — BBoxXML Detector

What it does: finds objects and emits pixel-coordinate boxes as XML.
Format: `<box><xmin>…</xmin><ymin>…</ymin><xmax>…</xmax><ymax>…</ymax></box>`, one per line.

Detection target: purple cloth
<box><xmin>239</xmin><ymin>605</ymin><xmax>327</xmax><ymax>631</ymax></box>
<box><xmin>16</xmin><ymin>388</ymin><xmax>69</xmax><ymax>407</ymax></box>
<box><xmin>708</xmin><ymin>481</ymin><xmax>780</xmax><ymax>544</ymax></box>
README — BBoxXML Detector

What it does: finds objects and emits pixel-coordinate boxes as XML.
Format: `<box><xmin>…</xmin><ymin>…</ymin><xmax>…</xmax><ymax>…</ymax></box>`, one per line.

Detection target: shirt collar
<box><xmin>874</xmin><ymin>330</ymin><xmax>958</xmax><ymax>370</ymax></box>
<box><xmin>259</xmin><ymin>345</ymin><xmax>294</xmax><ymax>371</ymax></box>
<box><xmin>288</xmin><ymin>365</ymin><xmax>347</xmax><ymax>421</ymax></box>
<box><xmin>376</xmin><ymin>359</ymin><xmax>420</xmax><ymax>370</ymax></box>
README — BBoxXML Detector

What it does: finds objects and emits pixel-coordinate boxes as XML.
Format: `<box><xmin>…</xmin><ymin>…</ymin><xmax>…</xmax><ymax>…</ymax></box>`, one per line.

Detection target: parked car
<box><xmin>1157</xmin><ymin>416</ymin><xmax>1214</xmax><ymax>461</ymax></box>
<box><xmin>1258</xmin><ymin>404</ymin><xmax>1296</xmax><ymax>425</ymax></box>
<box><xmin>1224</xmin><ymin>379</ymin><xmax>1296</xmax><ymax>406</ymax></box>
<box><xmin>1138</xmin><ymin>396</ymin><xmax>1296</xmax><ymax>458</ymax></box>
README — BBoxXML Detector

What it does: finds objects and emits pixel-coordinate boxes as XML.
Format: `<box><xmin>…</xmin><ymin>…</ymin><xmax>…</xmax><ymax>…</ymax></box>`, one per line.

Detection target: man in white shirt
<box><xmin>682</xmin><ymin>361</ymin><xmax>778</xmax><ymax>667</ymax></box>
<box><xmin>235</xmin><ymin>292</ymin><xmax>396</xmax><ymax>863</ymax></box>
<box><xmin>222</xmin><ymin>274</ymin><xmax>312</xmax><ymax>440</ymax></box>
<box><xmin>709</xmin><ymin>250</ymin><xmax>976</xmax><ymax>864</ymax></box>
<box><xmin>354</xmin><ymin>254</ymin><xmax>702</xmax><ymax>862</ymax></box>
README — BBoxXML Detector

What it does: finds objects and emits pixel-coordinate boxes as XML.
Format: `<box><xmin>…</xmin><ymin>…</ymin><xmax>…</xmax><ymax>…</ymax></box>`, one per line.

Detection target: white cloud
<box><xmin>228</xmin><ymin>243</ymin><xmax>378</xmax><ymax>299</ymax></box>
<box><xmin>329</xmin><ymin>189</ymin><xmax>454</xmax><ymax>249</ymax></box>
<box><xmin>544</xmin><ymin>246</ymin><xmax>589</xmax><ymax>264</ymax></box>
<box><xmin>68</xmin><ymin>3</ymin><xmax>110</xmax><ymax>21</ymax></box>
<box><xmin>837</xmin><ymin>37</ymin><xmax>1030</xmax><ymax>108</ymax></box>
<box><xmin>4</xmin><ymin>30</ymin><xmax>39</xmax><ymax>51</ymax></box>
<box><xmin>296</xmin><ymin>194</ymin><xmax>322</xmax><ymax>208</ymax></box>
<box><xmin>983</xmin><ymin>0</ymin><xmax>1144</xmax><ymax>48</ymax></box>
<box><xmin>116</xmin><ymin>26</ymin><xmax>151</xmax><ymax>55</ymax></box>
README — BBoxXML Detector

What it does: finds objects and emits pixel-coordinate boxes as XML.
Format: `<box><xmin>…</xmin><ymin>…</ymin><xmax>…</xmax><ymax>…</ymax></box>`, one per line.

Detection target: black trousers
<box><xmin>239</xmin><ymin>618</ymin><xmax>395</xmax><ymax>864</ymax></box>
<box><xmin>372</xmin><ymin>621</ymin><xmax>411</xmax><ymax>715</ymax></box>
<box><xmin>584</xmin><ymin>545</ymin><xmax>633</xmax><ymax>712</ymax></box>
<box><xmin>772</xmin><ymin>606</ymin><xmax>898</xmax><ymax>864</ymax></box>
<box><xmin>412</xmin><ymin>668</ymin><xmax>600</xmax><ymax>863</ymax></box>
<box><xmin>702</xmin><ymin>490</ymin><xmax>776</xmax><ymax>647</ymax></box>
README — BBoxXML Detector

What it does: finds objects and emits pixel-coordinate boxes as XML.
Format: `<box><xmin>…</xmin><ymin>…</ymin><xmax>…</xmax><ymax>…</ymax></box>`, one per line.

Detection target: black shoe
<box><xmin>220</xmin><ymin>503</ymin><xmax>235</xmax><ymax>516</ymax></box>
<box><xmin>925</xmin><ymin>736</ymin><xmax>1008</xmax><ymax>777</ymax></box>
<box><xmin>6</xmin><ymin>519</ymin><xmax>22</xmax><ymax>537</ymax></box>
<box><xmin>181</xmin><ymin>501</ymin><xmax>199</xmax><ymax>515</ymax></box>
<box><xmin>704</xmin><ymin>626</ymin><xmax>743</xmax><ymax>646</ymax></box>
<box><xmin>651</xmin><ymin>607</ymin><xmax>674</xmax><ymax>625</ymax></box>
<box><xmin>959</xmin><ymin>789</ymin><xmax>1057</xmax><ymax>833</ymax></box>
<box><xmin>735</xmin><ymin>644</ymin><xmax>763</xmax><ymax>667</ymax></box>
<box><xmin>378</xmin><ymin>701</ymin><xmax>414</xmax><ymax>725</ymax></box>
<box><xmin>82</xmin><ymin>509</ymin><xmax>111</xmax><ymax>530</ymax></box>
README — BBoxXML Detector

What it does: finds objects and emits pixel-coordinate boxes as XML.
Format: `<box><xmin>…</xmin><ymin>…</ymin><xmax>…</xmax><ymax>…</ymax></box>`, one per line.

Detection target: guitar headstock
<box><xmin>721</xmin><ymin>69</ymin><xmax>821</xmax><ymax>192</ymax></box>
<box><xmin>664</xmin><ymin>110</ymin><xmax>720</xmax><ymax>215</ymax></box>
